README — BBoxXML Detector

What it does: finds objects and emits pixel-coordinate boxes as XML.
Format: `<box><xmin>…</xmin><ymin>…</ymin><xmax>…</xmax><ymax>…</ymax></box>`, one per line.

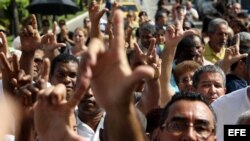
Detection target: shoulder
<box><xmin>212</xmin><ymin>87</ymin><xmax>248</xmax><ymax>109</ymax></box>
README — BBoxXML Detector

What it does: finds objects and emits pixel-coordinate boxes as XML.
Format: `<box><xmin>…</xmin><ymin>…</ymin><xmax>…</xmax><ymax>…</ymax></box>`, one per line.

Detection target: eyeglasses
<box><xmin>161</xmin><ymin>121</ymin><xmax>215</xmax><ymax>140</ymax></box>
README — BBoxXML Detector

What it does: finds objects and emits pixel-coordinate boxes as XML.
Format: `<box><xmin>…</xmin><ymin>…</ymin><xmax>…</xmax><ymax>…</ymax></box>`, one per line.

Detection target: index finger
<box><xmin>31</xmin><ymin>14</ymin><xmax>38</xmax><ymax>30</ymax></box>
<box><xmin>0</xmin><ymin>52</ymin><xmax>11</xmax><ymax>72</ymax></box>
<box><xmin>52</xmin><ymin>21</ymin><xmax>58</xmax><ymax>35</ymax></box>
<box><xmin>111</xmin><ymin>9</ymin><xmax>125</xmax><ymax>52</ymax></box>
<box><xmin>235</xmin><ymin>34</ymin><xmax>240</xmax><ymax>52</ymax></box>
<box><xmin>134</xmin><ymin>42</ymin><xmax>143</xmax><ymax>55</ymax></box>
<box><xmin>147</xmin><ymin>38</ymin><xmax>156</xmax><ymax>56</ymax></box>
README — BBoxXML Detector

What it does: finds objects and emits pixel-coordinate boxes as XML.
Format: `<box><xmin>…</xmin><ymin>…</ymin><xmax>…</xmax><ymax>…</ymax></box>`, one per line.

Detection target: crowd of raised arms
<box><xmin>1</xmin><ymin>0</ymin><xmax>250</xmax><ymax>141</ymax></box>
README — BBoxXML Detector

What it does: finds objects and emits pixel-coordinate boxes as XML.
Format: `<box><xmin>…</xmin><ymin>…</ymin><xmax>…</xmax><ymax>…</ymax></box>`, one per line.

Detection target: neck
<box><xmin>78</xmin><ymin>111</ymin><xmax>104</xmax><ymax>131</ymax></box>
<box><xmin>209</xmin><ymin>41</ymin><xmax>221</xmax><ymax>53</ymax></box>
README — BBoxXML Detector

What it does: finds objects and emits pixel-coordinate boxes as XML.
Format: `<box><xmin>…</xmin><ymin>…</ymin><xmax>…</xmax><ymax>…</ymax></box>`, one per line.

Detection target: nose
<box><xmin>222</xmin><ymin>33</ymin><xmax>228</xmax><ymax>41</ymax></box>
<box><xmin>209</xmin><ymin>85</ymin><xmax>217</xmax><ymax>94</ymax></box>
<box><xmin>63</xmin><ymin>75</ymin><xmax>72</xmax><ymax>85</ymax></box>
<box><xmin>187</xmin><ymin>80</ymin><xmax>192</xmax><ymax>86</ymax></box>
<box><xmin>181</xmin><ymin>126</ymin><xmax>197</xmax><ymax>141</ymax></box>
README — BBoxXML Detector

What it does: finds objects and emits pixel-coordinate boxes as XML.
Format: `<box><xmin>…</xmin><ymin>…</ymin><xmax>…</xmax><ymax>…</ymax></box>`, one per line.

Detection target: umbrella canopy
<box><xmin>26</xmin><ymin>0</ymin><xmax>80</xmax><ymax>15</ymax></box>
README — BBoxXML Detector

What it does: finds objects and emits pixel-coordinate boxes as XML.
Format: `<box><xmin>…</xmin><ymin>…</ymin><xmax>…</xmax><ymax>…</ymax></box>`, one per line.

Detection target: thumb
<box><xmin>129</xmin><ymin>65</ymin><xmax>155</xmax><ymax>85</ymax></box>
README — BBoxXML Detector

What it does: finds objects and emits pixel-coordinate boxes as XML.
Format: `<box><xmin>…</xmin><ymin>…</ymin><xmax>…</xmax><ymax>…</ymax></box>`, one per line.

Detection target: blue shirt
<box><xmin>226</xmin><ymin>74</ymin><xmax>248</xmax><ymax>94</ymax></box>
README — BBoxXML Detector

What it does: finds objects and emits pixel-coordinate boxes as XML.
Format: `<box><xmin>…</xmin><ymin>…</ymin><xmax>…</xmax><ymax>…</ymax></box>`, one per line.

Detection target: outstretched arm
<box><xmin>81</xmin><ymin>9</ymin><xmax>155</xmax><ymax>141</ymax></box>
<box><xmin>134</xmin><ymin>39</ymin><xmax>161</xmax><ymax>115</ymax></box>
<box><xmin>159</xmin><ymin>16</ymin><xmax>195</xmax><ymax>107</ymax></box>
<box><xmin>19</xmin><ymin>15</ymin><xmax>41</xmax><ymax>76</ymax></box>
<box><xmin>89</xmin><ymin>0</ymin><xmax>107</xmax><ymax>40</ymax></box>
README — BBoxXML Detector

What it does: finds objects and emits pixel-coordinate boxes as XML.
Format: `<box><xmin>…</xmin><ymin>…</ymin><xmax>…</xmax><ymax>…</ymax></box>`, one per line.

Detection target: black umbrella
<box><xmin>26</xmin><ymin>0</ymin><xmax>80</xmax><ymax>15</ymax></box>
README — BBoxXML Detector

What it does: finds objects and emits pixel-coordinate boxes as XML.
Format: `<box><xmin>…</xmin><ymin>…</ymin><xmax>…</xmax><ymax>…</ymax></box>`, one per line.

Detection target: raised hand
<box><xmin>0</xmin><ymin>53</ymin><xmax>20</xmax><ymax>96</ymax></box>
<box><xmin>86</xmin><ymin>13</ymin><xmax>154</xmax><ymax>110</ymax></box>
<box><xmin>34</xmin><ymin>84</ymin><xmax>85</xmax><ymax>141</ymax></box>
<box><xmin>160</xmin><ymin>14</ymin><xmax>196</xmax><ymax>107</ymax></box>
<box><xmin>20</xmin><ymin>15</ymin><xmax>41</xmax><ymax>53</ymax></box>
<box><xmin>89</xmin><ymin>0</ymin><xmax>108</xmax><ymax>39</ymax></box>
<box><xmin>89</xmin><ymin>0</ymin><xmax>107</xmax><ymax>25</ymax></box>
<box><xmin>218</xmin><ymin>34</ymin><xmax>248</xmax><ymax>73</ymax></box>
<box><xmin>134</xmin><ymin>38</ymin><xmax>161</xmax><ymax>80</ymax></box>
<box><xmin>41</xmin><ymin>33</ymin><xmax>65</xmax><ymax>51</ymax></box>
<box><xmin>134</xmin><ymin>39</ymin><xmax>161</xmax><ymax>114</ymax></box>
<box><xmin>81</xmin><ymin>9</ymin><xmax>153</xmax><ymax>141</ymax></box>
<box><xmin>165</xmin><ymin>18</ymin><xmax>195</xmax><ymax>48</ymax></box>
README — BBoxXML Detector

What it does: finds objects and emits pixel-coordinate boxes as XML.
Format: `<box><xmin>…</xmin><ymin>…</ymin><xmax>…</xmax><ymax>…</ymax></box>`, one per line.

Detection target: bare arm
<box><xmin>89</xmin><ymin>1</ymin><xmax>107</xmax><ymax>40</ymax></box>
<box><xmin>160</xmin><ymin>17</ymin><xmax>195</xmax><ymax>107</ymax></box>
<box><xmin>83</xmin><ymin>10</ymin><xmax>154</xmax><ymax>141</ymax></box>
<box><xmin>134</xmin><ymin>39</ymin><xmax>161</xmax><ymax>114</ymax></box>
<box><xmin>19</xmin><ymin>15</ymin><xmax>41</xmax><ymax>76</ymax></box>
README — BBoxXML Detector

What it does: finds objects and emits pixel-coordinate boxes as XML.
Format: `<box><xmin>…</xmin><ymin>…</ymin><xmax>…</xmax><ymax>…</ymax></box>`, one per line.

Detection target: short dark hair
<box><xmin>139</xmin><ymin>11</ymin><xmax>148</xmax><ymax>17</ymax></box>
<box><xmin>160</xmin><ymin>92</ymin><xmax>217</xmax><ymax>131</ymax></box>
<box><xmin>139</xmin><ymin>23</ymin><xmax>156</xmax><ymax>36</ymax></box>
<box><xmin>50</xmin><ymin>53</ymin><xmax>79</xmax><ymax>77</ymax></box>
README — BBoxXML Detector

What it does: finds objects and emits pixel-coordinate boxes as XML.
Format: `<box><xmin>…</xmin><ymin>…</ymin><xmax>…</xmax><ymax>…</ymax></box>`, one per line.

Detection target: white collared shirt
<box><xmin>76</xmin><ymin>113</ymin><xmax>105</xmax><ymax>141</ymax></box>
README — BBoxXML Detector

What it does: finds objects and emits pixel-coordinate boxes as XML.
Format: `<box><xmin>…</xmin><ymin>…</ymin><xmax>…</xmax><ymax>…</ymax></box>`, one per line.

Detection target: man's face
<box><xmin>140</xmin><ymin>31</ymin><xmax>153</xmax><ymax>49</ymax></box>
<box><xmin>78</xmin><ymin>88</ymin><xmax>103</xmax><ymax>117</ymax></box>
<box><xmin>196</xmin><ymin>72</ymin><xmax>226</xmax><ymax>104</ymax></box>
<box><xmin>84</xmin><ymin>18</ymin><xmax>91</xmax><ymax>29</ymax></box>
<box><xmin>232</xmin><ymin>3</ymin><xmax>241</xmax><ymax>15</ymax></box>
<box><xmin>158</xmin><ymin>13</ymin><xmax>168</xmax><ymax>26</ymax></box>
<box><xmin>193</xmin><ymin>36</ymin><xmax>204</xmax><ymax>57</ymax></box>
<box><xmin>209</xmin><ymin>24</ymin><xmax>228</xmax><ymax>52</ymax></box>
<box><xmin>50</xmin><ymin>62</ymin><xmax>78</xmax><ymax>100</ymax></box>
<box><xmin>159</xmin><ymin>100</ymin><xmax>216</xmax><ymax>141</ymax></box>
<box><xmin>33</xmin><ymin>50</ymin><xmax>44</xmax><ymax>81</ymax></box>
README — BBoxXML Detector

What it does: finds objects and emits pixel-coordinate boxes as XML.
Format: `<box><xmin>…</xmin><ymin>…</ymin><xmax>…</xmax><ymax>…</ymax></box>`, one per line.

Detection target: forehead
<box><xmin>213</xmin><ymin>24</ymin><xmax>228</xmax><ymax>33</ymax></box>
<box><xmin>166</xmin><ymin>100</ymin><xmax>214</xmax><ymax>122</ymax></box>
<box><xmin>34</xmin><ymin>50</ymin><xmax>44</xmax><ymax>58</ymax></box>
<box><xmin>179</xmin><ymin>71</ymin><xmax>194</xmax><ymax>77</ymax></box>
<box><xmin>54</xmin><ymin>62</ymin><xmax>78</xmax><ymax>72</ymax></box>
<box><xmin>75</xmin><ymin>30</ymin><xmax>84</xmax><ymax>35</ymax></box>
<box><xmin>193</xmin><ymin>36</ymin><xmax>202</xmax><ymax>45</ymax></box>
<box><xmin>198</xmin><ymin>72</ymin><xmax>224</xmax><ymax>83</ymax></box>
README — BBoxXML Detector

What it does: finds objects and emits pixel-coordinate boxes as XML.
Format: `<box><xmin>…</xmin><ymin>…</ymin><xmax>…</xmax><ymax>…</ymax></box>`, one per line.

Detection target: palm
<box><xmin>85</xmin><ymin>10</ymin><xmax>154</xmax><ymax>111</ymax></box>
<box><xmin>34</xmin><ymin>84</ymin><xmax>80</xmax><ymax>141</ymax></box>
<box><xmin>91</xmin><ymin>47</ymin><xmax>133</xmax><ymax>109</ymax></box>
<box><xmin>20</xmin><ymin>15</ymin><xmax>41</xmax><ymax>52</ymax></box>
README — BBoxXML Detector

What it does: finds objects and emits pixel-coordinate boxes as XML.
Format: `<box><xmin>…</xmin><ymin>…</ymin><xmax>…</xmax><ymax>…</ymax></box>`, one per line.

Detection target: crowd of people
<box><xmin>1</xmin><ymin>0</ymin><xmax>250</xmax><ymax>141</ymax></box>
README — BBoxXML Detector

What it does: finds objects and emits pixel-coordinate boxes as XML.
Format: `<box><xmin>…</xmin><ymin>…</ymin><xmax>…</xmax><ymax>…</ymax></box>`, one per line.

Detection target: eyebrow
<box><xmin>170</xmin><ymin>116</ymin><xmax>188</xmax><ymax>122</ymax></box>
<box><xmin>170</xmin><ymin>116</ymin><xmax>212</xmax><ymax>126</ymax></box>
<box><xmin>194</xmin><ymin>119</ymin><xmax>211</xmax><ymax>126</ymax></box>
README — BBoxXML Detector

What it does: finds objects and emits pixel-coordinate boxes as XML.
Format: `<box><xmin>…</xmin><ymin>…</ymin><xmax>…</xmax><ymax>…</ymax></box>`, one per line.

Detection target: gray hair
<box><xmin>192</xmin><ymin>65</ymin><xmax>226</xmax><ymax>88</ymax></box>
<box><xmin>207</xmin><ymin>18</ymin><xmax>228</xmax><ymax>34</ymax></box>
<box><xmin>237</xmin><ymin>110</ymin><xmax>250</xmax><ymax>124</ymax></box>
